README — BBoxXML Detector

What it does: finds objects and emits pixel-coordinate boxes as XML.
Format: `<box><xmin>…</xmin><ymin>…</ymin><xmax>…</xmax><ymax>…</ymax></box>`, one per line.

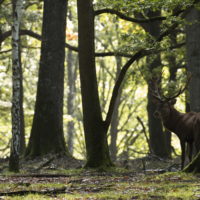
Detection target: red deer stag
<box><xmin>151</xmin><ymin>73</ymin><xmax>200</xmax><ymax>169</ymax></box>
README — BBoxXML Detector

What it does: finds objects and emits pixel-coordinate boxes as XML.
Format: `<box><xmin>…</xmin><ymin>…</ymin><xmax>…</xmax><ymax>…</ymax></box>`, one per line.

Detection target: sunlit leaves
<box><xmin>95</xmin><ymin>0</ymin><xmax>193</xmax><ymax>14</ymax></box>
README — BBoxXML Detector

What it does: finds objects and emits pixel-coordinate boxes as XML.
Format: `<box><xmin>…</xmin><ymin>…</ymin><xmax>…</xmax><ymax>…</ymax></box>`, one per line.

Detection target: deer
<box><xmin>151</xmin><ymin>73</ymin><xmax>200</xmax><ymax>169</ymax></box>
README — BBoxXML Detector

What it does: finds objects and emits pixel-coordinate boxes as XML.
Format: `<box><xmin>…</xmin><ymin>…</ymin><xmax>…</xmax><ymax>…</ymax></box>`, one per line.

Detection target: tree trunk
<box><xmin>186</xmin><ymin>8</ymin><xmax>200</xmax><ymax>112</ymax></box>
<box><xmin>184</xmin><ymin>7</ymin><xmax>200</xmax><ymax>173</ymax></box>
<box><xmin>25</xmin><ymin>0</ymin><xmax>68</xmax><ymax>157</ymax></box>
<box><xmin>165</xmin><ymin>32</ymin><xmax>179</xmax><ymax>158</ymax></box>
<box><xmin>145</xmin><ymin>10</ymin><xmax>169</xmax><ymax>158</ymax></box>
<box><xmin>110</xmin><ymin>57</ymin><xmax>122</xmax><ymax>161</ymax></box>
<box><xmin>9</xmin><ymin>0</ymin><xmax>24</xmax><ymax>172</ymax></box>
<box><xmin>66</xmin><ymin>49</ymin><xmax>76</xmax><ymax>154</ymax></box>
<box><xmin>147</xmin><ymin>70</ymin><xmax>169</xmax><ymax>158</ymax></box>
<box><xmin>77</xmin><ymin>0</ymin><xmax>112</xmax><ymax>168</ymax></box>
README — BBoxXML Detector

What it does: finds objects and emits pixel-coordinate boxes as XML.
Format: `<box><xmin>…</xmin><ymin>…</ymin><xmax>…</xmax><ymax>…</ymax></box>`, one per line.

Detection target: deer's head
<box><xmin>153</xmin><ymin>98</ymin><xmax>177</xmax><ymax>119</ymax></box>
<box><xmin>150</xmin><ymin>72</ymin><xmax>191</xmax><ymax>120</ymax></box>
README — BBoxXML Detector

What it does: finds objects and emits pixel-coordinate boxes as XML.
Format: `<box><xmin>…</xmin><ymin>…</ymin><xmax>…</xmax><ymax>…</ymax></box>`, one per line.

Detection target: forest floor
<box><xmin>0</xmin><ymin>155</ymin><xmax>200</xmax><ymax>200</ymax></box>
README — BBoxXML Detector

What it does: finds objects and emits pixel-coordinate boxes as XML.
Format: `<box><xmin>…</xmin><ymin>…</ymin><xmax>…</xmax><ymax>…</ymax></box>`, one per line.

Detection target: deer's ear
<box><xmin>170</xmin><ymin>99</ymin><xmax>176</xmax><ymax>105</ymax></box>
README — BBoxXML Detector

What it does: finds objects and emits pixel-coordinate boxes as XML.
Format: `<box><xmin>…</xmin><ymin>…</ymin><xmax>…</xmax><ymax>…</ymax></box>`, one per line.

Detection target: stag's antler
<box><xmin>151</xmin><ymin>72</ymin><xmax>192</xmax><ymax>102</ymax></box>
<box><xmin>162</xmin><ymin>72</ymin><xmax>192</xmax><ymax>101</ymax></box>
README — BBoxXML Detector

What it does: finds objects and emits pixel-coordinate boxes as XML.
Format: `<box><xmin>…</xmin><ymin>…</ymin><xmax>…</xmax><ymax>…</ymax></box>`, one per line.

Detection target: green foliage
<box><xmin>96</xmin><ymin>0</ymin><xmax>193</xmax><ymax>13</ymax></box>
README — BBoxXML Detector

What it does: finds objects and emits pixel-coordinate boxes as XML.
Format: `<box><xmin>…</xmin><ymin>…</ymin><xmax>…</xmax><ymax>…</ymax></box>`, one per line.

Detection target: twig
<box><xmin>136</xmin><ymin>116</ymin><xmax>151</xmax><ymax>153</ymax></box>
<box><xmin>0</xmin><ymin>49</ymin><xmax>12</xmax><ymax>54</ymax></box>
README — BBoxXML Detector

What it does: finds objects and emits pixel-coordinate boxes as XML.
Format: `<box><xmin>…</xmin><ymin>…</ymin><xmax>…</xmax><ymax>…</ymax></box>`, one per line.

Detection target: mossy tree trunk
<box><xmin>25</xmin><ymin>0</ymin><xmax>68</xmax><ymax>158</ymax></box>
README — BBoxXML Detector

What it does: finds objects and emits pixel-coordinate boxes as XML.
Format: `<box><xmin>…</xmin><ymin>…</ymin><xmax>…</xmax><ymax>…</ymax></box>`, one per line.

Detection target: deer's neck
<box><xmin>162</xmin><ymin>108</ymin><xmax>183</xmax><ymax>133</ymax></box>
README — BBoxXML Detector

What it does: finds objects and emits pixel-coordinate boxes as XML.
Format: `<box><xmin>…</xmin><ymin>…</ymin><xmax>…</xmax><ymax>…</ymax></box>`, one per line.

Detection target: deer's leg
<box><xmin>188</xmin><ymin>142</ymin><xmax>193</xmax><ymax>162</ymax></box>
<box><xmin>180</xmin><ymin>141</ymin><xmax>185</xmax><ymax>170</ymax></box>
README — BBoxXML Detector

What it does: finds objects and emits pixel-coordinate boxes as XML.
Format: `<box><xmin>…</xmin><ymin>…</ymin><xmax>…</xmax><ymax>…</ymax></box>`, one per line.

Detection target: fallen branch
<box><xmin>0</xmin><ymin>187</ymin><xmax>68</xmax><ymax>197</ymax></box>
<box><xmin>1</xmin><ymin>173</ymin><xmax>72</xmax><ymax>178</ymax></box>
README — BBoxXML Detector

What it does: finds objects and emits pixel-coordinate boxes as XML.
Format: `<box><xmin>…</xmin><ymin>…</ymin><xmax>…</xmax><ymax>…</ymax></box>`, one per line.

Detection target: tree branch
<box><xmin>0</xmin><ymin>0</ymin><xmax>5</xmax><ymax>5</ymax></box>
<box><xmin>136</xmin><ymin>116</ymin><xmax>151</xmax><ymax>152</ymax></box>
<box><xmin>95</xmin><ymin>8</ymin><xmax>166</xmax><ymax>23</ymax></box>
<box><xmin>0</xmin><ymin>29</ymin><xmax>134</xmax><ymax>57</ymax></box>
<box><xmin>104</xmin><ymin>49</ymin><xmax>146</xmax><ymax>128</ymax></box>
<box><xmin>104</xmin><ymin>39</ymin><xmax>185</xmax><ymax>130</ymax></box>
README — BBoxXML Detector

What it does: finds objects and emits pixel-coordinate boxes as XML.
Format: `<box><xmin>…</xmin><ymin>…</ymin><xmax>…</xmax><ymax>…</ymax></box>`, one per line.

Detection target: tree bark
<box><xmin>186</xmin><ymin>8</ymin><xmax>200</xmax><ymax>112</ymax></box>
<box><xmin>184</xmin><ymin>7</ymin><xmax>200</xmax><ymax>173</ymax></box>
<box><xmin>110</xmin><ymin>57</ymin><xmax>122</xmax><ymax>161</ymax></box>
<box><xmin>145</xmin><ymin>10</ymin><xmax>169</xmax><ymax>158</ymax></box>
<box><xmin>66</xmin><ymin>49</ymin><xmax>76</xmax><ymax>154</ymax></box>
<box><xmin>77</xmin><ymin>0</ymin><xmax>112</xmax><ymax>168</ymax></box>
<box><xmin>25</xmin><ymin>0</ymin><xmax>68</xmax><ymax>157</ymax></box>
<box><xmin>9</xmin><ymin>0</ymin><xmax>24</xmax><ymax>172</ymax></box>
<box><xmin>165</xmin><ymin>32</ymin><xmax>179</xmax><ymax>158</ymax></box>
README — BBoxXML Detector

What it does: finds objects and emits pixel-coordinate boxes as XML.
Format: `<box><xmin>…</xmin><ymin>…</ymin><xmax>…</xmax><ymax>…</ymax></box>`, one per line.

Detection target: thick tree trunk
<box><xmin>77</xmin><ymin>0</ymin><xmax>112</xmax><ymax>168</ymax></box>
<box><xmin>9</xmin><ymin>0</ymin><xmax>24</xmax><ymax>172</ymax></box>
<box><xmin>165</xmin><ymin>33</ymin><xmax>179</xmax><ymax>158</ymax></box>
<box><xmin>184</xmin><ymin>7</ymin><xmax>200</xmax><ymax>173</ymax></box>
<box><xmin>145</xmin><ymin>10</ymin><xmax>169</xmax><ymax>158</ymax></box>
<box><xmin>26</xmin><ymin>0</ymin><xmax>68</xmax><ymax>157</ymax></box>
<box><xmin>147</xmin><ymin>70</ymin><xmax>168</xmax><ymax>158</ymax></box>
<box><xmin>186</xmin><ymin>8</ymin><xmax>200</xmax><ymax>112</ymax></box>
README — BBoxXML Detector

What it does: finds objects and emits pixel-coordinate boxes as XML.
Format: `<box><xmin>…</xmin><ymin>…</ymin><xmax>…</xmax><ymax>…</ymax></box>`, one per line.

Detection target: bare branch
<box><xmin>104</xmin><ymin>49</ymin><xmax>146</xmax><ymax>128</ymax></box>
<box><xmin>95</xmin><ymin>8</ymin><xmax>166</xmax><ymax>23</ymax></box>
<box><xmin>0</xmin><ymin>49</ymin><xmax>12</xmax><ymax>54</ymax></box>
<box><xmin>136</xmin><ymin>116</ymin><xmax>151</xmax><ymax>152</ymax></box>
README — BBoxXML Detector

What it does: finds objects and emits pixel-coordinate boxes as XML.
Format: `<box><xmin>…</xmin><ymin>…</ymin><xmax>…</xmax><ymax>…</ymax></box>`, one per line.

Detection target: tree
<box><xmin>9</xmin><ymin>0</ymin><xmax>24</xmax><ymax>172</ymax></box>
<box><xmin>143</xmin><ymin>10</ymin><xmax>170</xmax><ymax>158</ymax></box>
<box><xmin>25</xmin><ymin>0</ymin><xmax>68</xmax><ymax>157</ymax></box>
<box><xmin>109</xmin><ymin>56</ymin><xmax>122</xmax><ymax>161</ymax></box>
<box><xmin>66</xmin><ymin>49</ymin><xmax>77</xmax><ymax>154</ymax></box>
<box><xmin>184</xmin><ymin>6</ymin><xmax>200</xmax><ymax>173</ymax></box>
<box><xmin>186</xmin><ymin>8</ymin><xmax>200</xmax><ymax>112</ymax></box>
<box><xmin>66</xmin><ymin>7</ymin><xmax>77</xmax><ymax>155</ymax></box>
<box><xmin>77</xmin><ymin>0</ymin><xmax>113</xmax><ymax>167</ymax></box>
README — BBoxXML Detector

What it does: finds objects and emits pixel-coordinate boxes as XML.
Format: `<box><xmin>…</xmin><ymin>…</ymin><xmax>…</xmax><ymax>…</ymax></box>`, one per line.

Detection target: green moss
<box><xmin>0</xmin><ymin>170</ymin><xmax>200</xmax><ymax>199</ymax></box>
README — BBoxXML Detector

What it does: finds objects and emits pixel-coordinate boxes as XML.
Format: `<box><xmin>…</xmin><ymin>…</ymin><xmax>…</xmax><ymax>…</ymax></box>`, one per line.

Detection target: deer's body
<box><xmin>154</xmin><ymin>100</ymin><xmax>200</xmax><ymax>169</ymax></box>
<box><xmin>151</xmin><ymin>73</ymin><xmax>200</xmax><ymax>169</ymax></box>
